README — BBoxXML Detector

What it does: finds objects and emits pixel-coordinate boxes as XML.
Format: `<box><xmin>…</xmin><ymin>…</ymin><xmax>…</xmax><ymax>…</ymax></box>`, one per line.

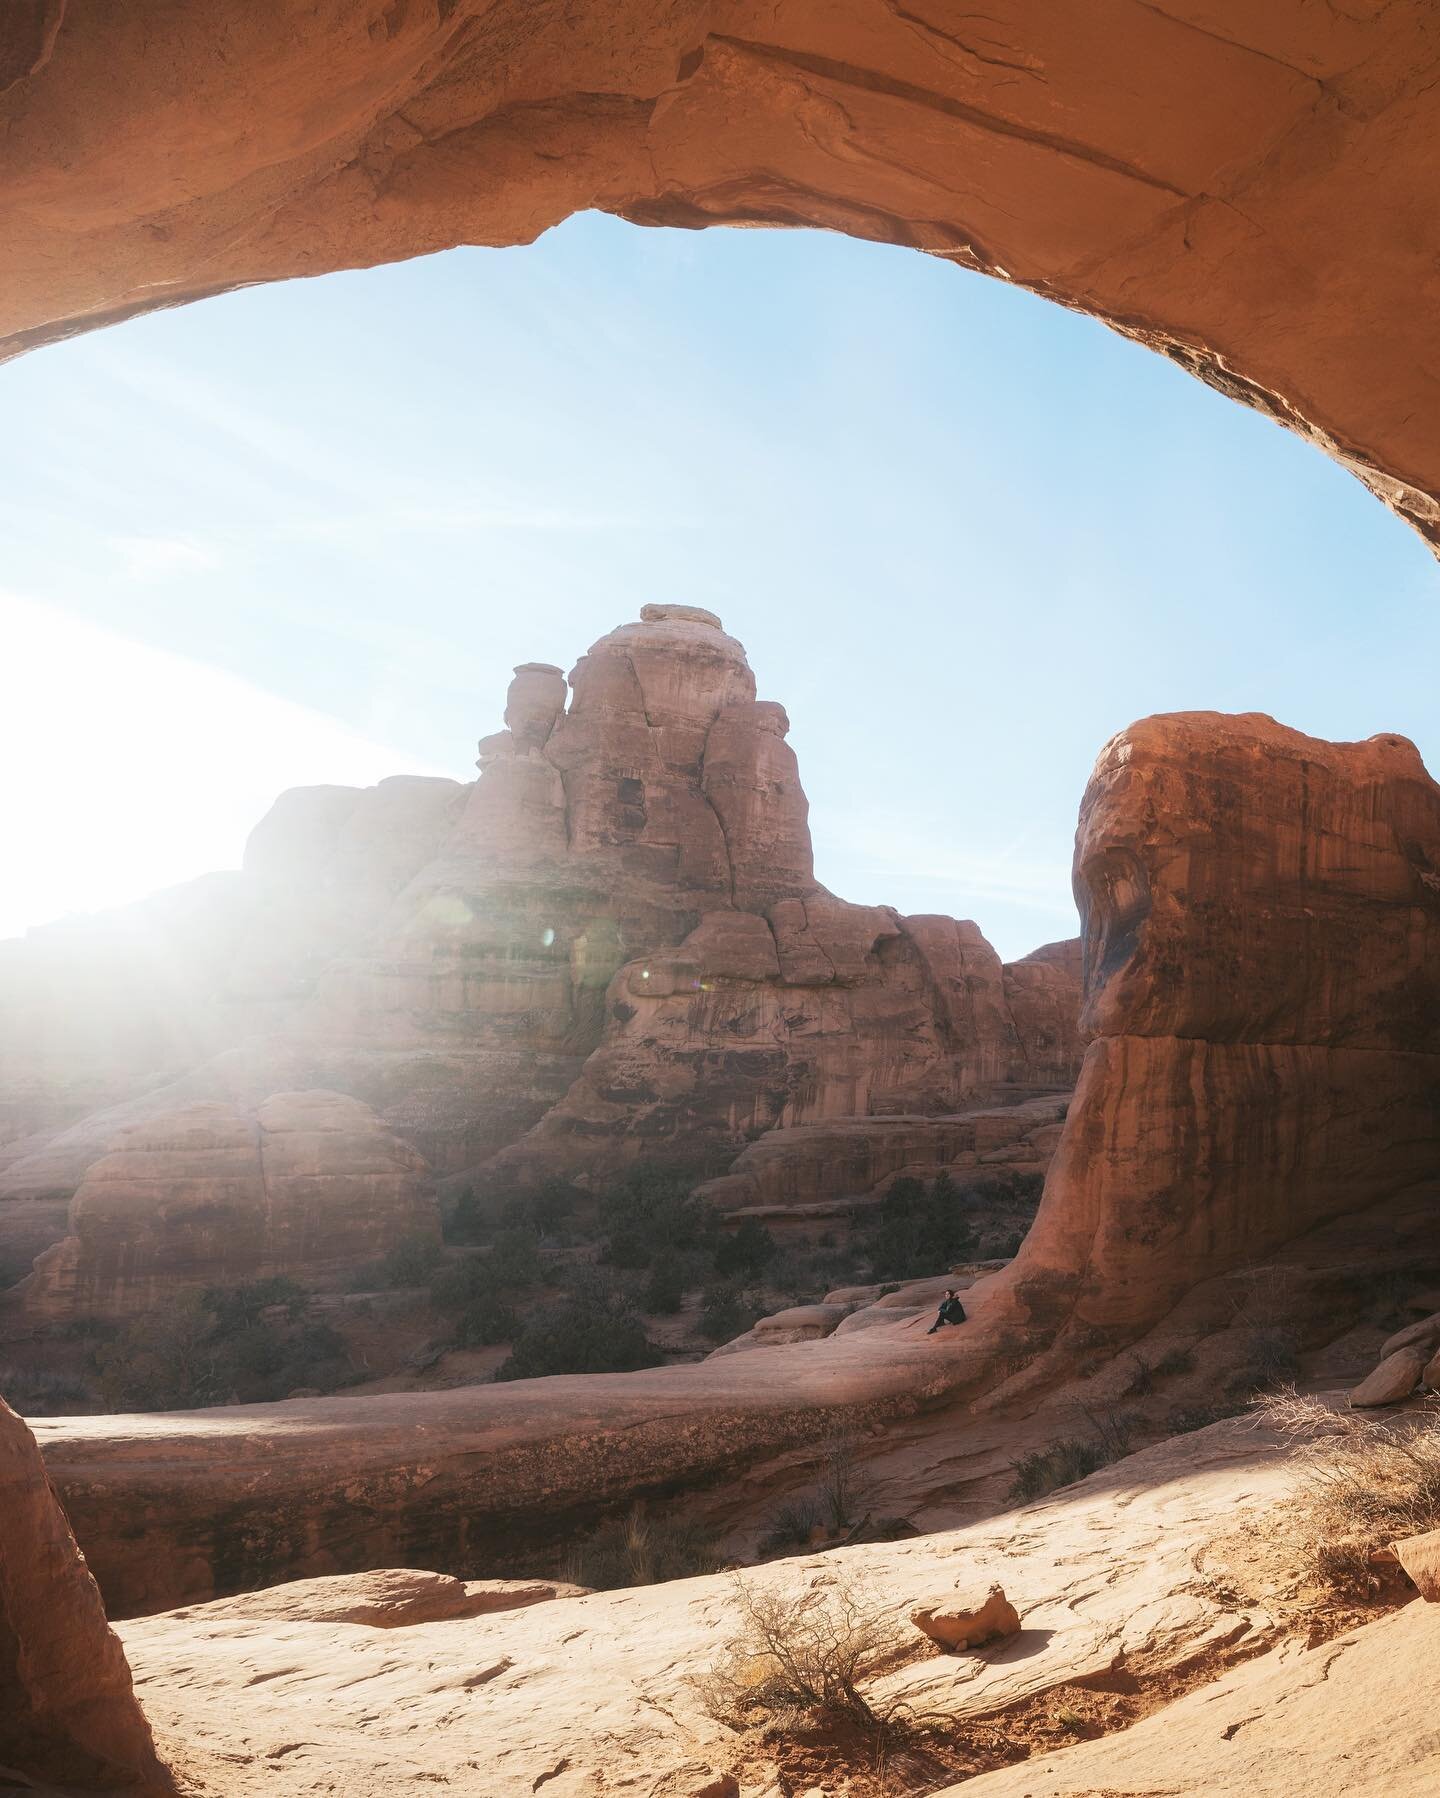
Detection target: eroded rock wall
<box><xmin>0</xmin><ymin>1395</ymin><xmax>169</xmax><ymax>1791</ymax></box>
<box><xmin>1000</xmin><ymin>714</ymin><xmax>1440</xmax><ymax>1335</ymax></box>
<box><xmin>1</xmin><ymin>607</ymin><xmax>1082</xmax><ymax>1272</ymax></box>
<box><xmin>19</xmin><ymin>1091</ymin><xmax>437</xmax><ymax>1321</ymax></box>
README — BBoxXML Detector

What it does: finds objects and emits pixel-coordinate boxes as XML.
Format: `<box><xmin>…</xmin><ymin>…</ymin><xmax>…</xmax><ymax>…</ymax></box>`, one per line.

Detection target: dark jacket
<box><xmin>927</xmin><ymin>1295</ymin><xmax>967</xmax><ymax>1332</ymax></box>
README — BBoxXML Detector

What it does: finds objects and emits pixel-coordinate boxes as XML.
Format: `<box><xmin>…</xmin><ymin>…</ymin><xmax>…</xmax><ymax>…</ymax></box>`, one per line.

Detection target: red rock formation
<box><xmin>1</xmin><ymin>609</ymin><xmax>1083</xmax><ymax>1264</ymax></box>
<box><xmin>2</xmin><ymin>6</ymin><xmax>1439</xmax><ymax>549</ymax></box>
<box><xmin>1000</xmin><ymin>713</ymin><xmax>1440</xmax><ymax>1336</ymax></box>
<box><xmin>27</xmin><ymin>712</ymin><xmax>1440</xmax><ymax>1614</ymax></box>
<box><xmin>19</xmin><ymin>1091</ymin><xmax>437</xmax><ymax>1320</ymax></box>
<box><xmin>0</xmin><ymin>1394</ymin><xmax>170</xmax><ymax>1792</ymax></box>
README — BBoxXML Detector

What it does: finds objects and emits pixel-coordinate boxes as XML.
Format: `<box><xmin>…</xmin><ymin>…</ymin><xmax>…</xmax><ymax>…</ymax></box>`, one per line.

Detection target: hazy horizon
<box><xmin>4</xmin><ymin>212</ymin><xmax>1437</xmax><ymax>960</ymax></box>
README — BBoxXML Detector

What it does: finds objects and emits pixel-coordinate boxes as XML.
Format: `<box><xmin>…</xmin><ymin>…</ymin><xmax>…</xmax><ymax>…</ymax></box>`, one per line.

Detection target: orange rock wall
<box><xmin>1002</xmin><ymin>714</ymin><xmax>1440</xmax><ymax>1333</ymax></box>
<box><xmin>2</xmin><ymin>4</ymin><xmax>1439</xmax><ymax>549</ymax></box>
<box><xmin>0</xmin><ymin>1395</ymin><xmax>169</xmax><ymax>1791</ymax></box>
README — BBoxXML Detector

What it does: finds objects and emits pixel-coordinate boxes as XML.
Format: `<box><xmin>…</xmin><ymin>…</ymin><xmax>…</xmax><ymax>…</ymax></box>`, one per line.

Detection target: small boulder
<box><xmin>1423</xmin><ymin>1347</ymin><xmax>1440</xmax><ymax>1392</ymax></box>
<box><xmin>1349</xmin><ymin>1347</ymin><xmax>1426</xmax><ymax>1407</ymax></box>
<box><xmin>911</xmin><ymin>1582</ymin><xmax>1020</xmax><ymax>1652</ymax></box>
<box><xmin>1392</xmin><ymin>1528</ymin><xmax>1440</xmax><ymax>1600</ymax></box>
<box><xmin>1379</xmin><ymin>1312</ymin><xmax>1440</xmax><ymax>1360</ymax></box>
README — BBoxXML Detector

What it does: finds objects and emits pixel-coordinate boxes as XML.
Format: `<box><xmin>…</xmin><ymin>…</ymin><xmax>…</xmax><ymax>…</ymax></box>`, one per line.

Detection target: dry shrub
<box><xmin>1257</xmin><ymin>1388</ymin><xmax>1440</xmax><ymax>1592</ymax></box>
<box><xmin>694</xmin><ymin>1571</ymin><xmax>907</xmax><ymax>1735</ymax></box>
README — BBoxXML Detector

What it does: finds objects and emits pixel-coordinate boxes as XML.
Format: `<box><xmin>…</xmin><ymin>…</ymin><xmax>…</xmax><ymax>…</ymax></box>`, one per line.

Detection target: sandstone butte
<box><xmin>19</xmin><ymin>709</ymin><xmax>1440</xmax><ymax>1624</ymax></box>
<box><xmin>0</xmin><ymin>603</ymin><xmax>1083</xmax><ymax>1313</ymax></box>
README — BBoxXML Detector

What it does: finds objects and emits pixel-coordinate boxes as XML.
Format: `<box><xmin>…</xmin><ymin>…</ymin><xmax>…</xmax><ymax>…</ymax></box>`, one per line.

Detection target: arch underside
<box><xmin>2</xmin><ymin>1</ymin><xmax>1440</xmax><ymax>546</ymax></box>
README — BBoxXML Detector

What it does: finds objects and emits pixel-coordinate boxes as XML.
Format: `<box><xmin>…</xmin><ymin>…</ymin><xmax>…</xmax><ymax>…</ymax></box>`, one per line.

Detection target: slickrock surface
<box><xmin>18</xmin><ymin>1091</ymin><xmax>437</xmax><ymax>1321</ymax></box>
<box><xmin>1</xmin><ymin>608</ymin><xmax>1081</xmax><ymax>1270</ymax></box>
<box><xmin>0</xmin><ymin>1397</ymin><xmax>171</xmax><ymax>1793</ymax></box>
<box><xmin>952</xmin><ymin>1600</ymin><xmax>1440</xmax><ymax>1798</ymax></box>
<box><xmin>112</xmin><ymin>1416</ymin><xmax>1307</xmax><ymax>1798</ymax></box>
<box><xmin>3</xmin><ymin>6</ymin><xmax>1440</xmax><ymax>553</ymax></box>
<box><xmin>161</xmin><ymin>1569</ymin><xmax>585</xmax><ymax>1629</ymax></box>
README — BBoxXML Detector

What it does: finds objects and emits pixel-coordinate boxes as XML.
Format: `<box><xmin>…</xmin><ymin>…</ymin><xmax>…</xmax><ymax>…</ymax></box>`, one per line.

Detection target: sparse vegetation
<box><xmin>88</xmin><ymin>1281</ymin><xmax>351</xmax><ymax>1410</ymax></box>
<box><xmin>494</xmin><ymin>1273</ymin><xmax>662</xmax><ymax>1380</ymax></box>
<box><xmin>1008</xmin><ymin>1437</ymin><xmax>1109</xmax><ymax>1503</ymax></box>
<box><xmin>0</xmin><ymin>1365</ymin><xmax>91</xmax><ymax>1414</ymax></box>
<box><xmin>694</xmin><ymin>1571</ymin><xmax>907</xmax><ymax>1735</ymax></box>
<box><xmin>1155</xmin><ymin>1345</ymin><xmax>1197</xmax><ymax>1378</ymax></box>
<box><xmin>1008</xmin><ymin>1404</ymin><xmax>1139</xmax><ymax>1502</ymax></box>
<box><xmin>561</xmin><ymin>1503</ymin><xmax>723</xmax><ymax>1590</ymax></box>
<box><xmin>698</xmin><ymin>1281</ymin><xmax>762</xmax><ymax>1342</ymax></box>
<box><xmin>374</xmin><ymin>1231</ymin><xmax>446</xmax><ymax>1288</ymax></box>
<box><xmin>860</xmin><ymin>1173</ymin><xmax>977</xmax><ymax>1281</ymax></box>
<box><xmin>1257</xmin><ymin>1389</ymin><xmax>1440</xmax><ymax>1594</ymax></box>
<box><xmin>759</xmin><ymin>1437</ymin><xmax>872</xmax><ymax>1554</ymax></box>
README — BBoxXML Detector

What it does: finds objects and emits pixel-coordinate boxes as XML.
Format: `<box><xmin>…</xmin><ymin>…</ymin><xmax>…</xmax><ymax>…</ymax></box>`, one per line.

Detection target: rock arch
<box><xmin>2</xmin><ymin>3</ymin><xmax>1440</xmax><ymax>544</ymax></box>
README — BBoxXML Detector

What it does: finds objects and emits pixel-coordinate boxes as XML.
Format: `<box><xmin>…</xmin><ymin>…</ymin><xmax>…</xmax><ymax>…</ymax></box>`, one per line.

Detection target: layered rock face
<box><xmin>299</xmin><ymin>605</ymin><xmax>1078</xmax><ymax>1187</ymax></box>
<box><xmin>0</xmin><ymin>607</ymin><xmax>1082</xmax><ymax>1271</ymax></box>
<box><xmin>2</xmin><ymin>6</ymin><xmax>1440</xmax><ymax>554</ymax></box>
<box><xmin>1000</xmin><ymin>714</ymin><xmax>1440</xmax><ymax>1336</ymax></box>
<box><xmin>19</xmin><ymin>1091</ymin><xmax>437</xmax><ymax>1321</ymax></box>
<box><xmin>0</xmin><ymin>1396</ymin><xmax>169</xmax><ymax>1792</ymax></box>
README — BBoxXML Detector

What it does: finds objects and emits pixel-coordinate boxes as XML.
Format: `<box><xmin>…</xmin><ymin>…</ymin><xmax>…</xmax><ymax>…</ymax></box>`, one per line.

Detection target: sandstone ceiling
<box><xmin>2</xmin><ymin>3</ymin><xmax>1439</xmax><ymax>547</ymax></box>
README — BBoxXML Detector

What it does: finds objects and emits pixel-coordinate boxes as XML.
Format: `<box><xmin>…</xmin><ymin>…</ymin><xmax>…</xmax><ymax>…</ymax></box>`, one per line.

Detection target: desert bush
<box><xmin>201</xmin><ymin>1275</ymin><xmax>307</xmax><ymax>1333</ymax></box>
<box><xmin>562</xmin><ymin>1503</ymin><xmax>722</xmax><ymax>1589</ymax></box>
<box><xmin>443</xmin><ymin>1184</ymin><xmax>485</xmax><ymax>1245</ymax></box>
<box><xmin>714</xmin><ymin>1215</ymin><xmax>779</xmax><ymax>1280</ymax></box>
<box><xmin>642</xmin><ymin>1248</ymin><xmax>687</xmax><ymax>1313</ymax></box>
<box><xmin>453</xmin><ymin>1290</ymin><xmax>518</xmax><ymax>1347</ymax></box>
<box><xmin>597</xmin><ymin>1164</ymin><xmax>717</xmax><ymax>1271</ymax></box>
<box><xmin>1257</xmin><ymin>1389</ymin><xmax>1440</xmax><ymax>1593</ymax></box>
<box><xmin>90</xmin><ymin>1283</ymin><xmax>350</xmax><ymax>1410</ymax></box>
<box><xmin>500</xmin><ymin>1177</ymin><xmax>581</xmax><ymax>1236</ymax></box>
<box><xmin>375</xmin><ymin>1232</ymin><xmax>446</xmax><ymax>1288</ymax></box>
<box><xmin>0</xmin><ymin>1364</ymin><xmax>92</xmax><ymax>1414</ymax></box>
<box><xmin>1008</xmin><ymin>1437</ymin><xmax>1108</xmax><ymax>1503</ymax></box>
<box><xmin>485</xmin><ymin>1226</ymin><xmax>545</xmax><ymax>1288</ymax></box>
<box><xmin>860</xmin><ymin>1174</ymin><xmax>976</xmax><ymax>1282</ymax></box>
<box><xmin>694</xmin><ymin>1571</ymin><xmax>905</xmax><ymax>1734</ymax></box>
<box><xmin>1229</xmin><ymin>1327</ymin><xmax>1301</xmax><ymax>1396</ymax></box>
<box><xmin>698</xmin><ymin>1281</ymin><xmax>762</xmax><ymax>1343</ymax></box>
<box><xmin>1155</xmin><ymin>1345</ymin><xmax>1197</xmax><ymax>1378</ymax></box>
<box><xmin>494</xmin><ymin>1275</ymin><xmax>661</xmax><ymax>1380</ymax></box>
<box><xmin>1008</xmin><ymin>1404</ymin><xmax>1138</xmax><ymax>1502</ymax></box>
<box><xmin>767</xmin><ymin>1244</ymin><xmax>854</xmax><ymax>1305</ymax></box>
<box><xmin>758</xmin><ymin>1438</ymin><xmax>871</xmax><ymax>1554</ymax></box>
<box><xmin>758</xmin><ymin>1492</ymin><xmax>824</xmax><ymax>1555</ymax></box>
<box><xmin>1122</xmin><ymin>1353</ymin><xmax>1155</xmax><ymax>1397</ymax></box>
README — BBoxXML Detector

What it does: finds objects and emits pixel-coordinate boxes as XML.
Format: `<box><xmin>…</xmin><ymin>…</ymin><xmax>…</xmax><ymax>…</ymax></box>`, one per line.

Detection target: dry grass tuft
<box><xmin>1257</xmin><ymin>1388</ymin><xmax>1440</xmax><ymax>1593</ymax></box>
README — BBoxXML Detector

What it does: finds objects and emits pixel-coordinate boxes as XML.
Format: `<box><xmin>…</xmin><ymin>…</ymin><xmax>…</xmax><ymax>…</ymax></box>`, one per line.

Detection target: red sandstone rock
<box><xmin>1</xmin><ymin>608</ymin><xmax>1084</xmax><ymax>1255</ymax></box>
<box><xmin>1</xmin><ymin>5</ymin><xmax>1439</xmax><ymax>555</ymax></box>
<box><xmin>999</xmin><ymin>715</ymin><xmax>1440</xmax><ymax>1338</ymax></box>
<box><xmin>19</xmin><ymin>1091</ymin><xmax>436</xmax><ymax>1320</ymax></box>
<box><xmin>0</xmin><ymin>1395</ymin><xmax>170</xmax><ymax>1792</ymax></box>
<box><xmin>1349</xmin><ymin>1348</ymin><xmax>1426</xmax><ymax>1408</ymax></box>
<box><xmin>911</xmin><ymin>1583</ymin><xmax>1021</xmax><ymax>1652</ymax></box>
<box><xmin>162</xmin><ymin>1568</ymin><xmax>585</xmax><ymax>1628</ymax></box>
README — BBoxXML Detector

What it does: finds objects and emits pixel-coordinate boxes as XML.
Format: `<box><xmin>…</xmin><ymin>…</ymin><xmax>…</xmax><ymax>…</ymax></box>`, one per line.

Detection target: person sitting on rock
<box><xmin>927</xmin><ymin>1288</ymin><xmax>967</xmax><ymax>1334</ymax></box>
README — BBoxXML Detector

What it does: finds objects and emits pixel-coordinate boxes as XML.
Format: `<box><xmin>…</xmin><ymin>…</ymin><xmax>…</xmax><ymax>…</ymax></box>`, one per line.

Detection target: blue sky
<box><xmin>4</xmin><ymin>212</ymin><xmax>1437</xmax><ymax>957</ymax></box>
